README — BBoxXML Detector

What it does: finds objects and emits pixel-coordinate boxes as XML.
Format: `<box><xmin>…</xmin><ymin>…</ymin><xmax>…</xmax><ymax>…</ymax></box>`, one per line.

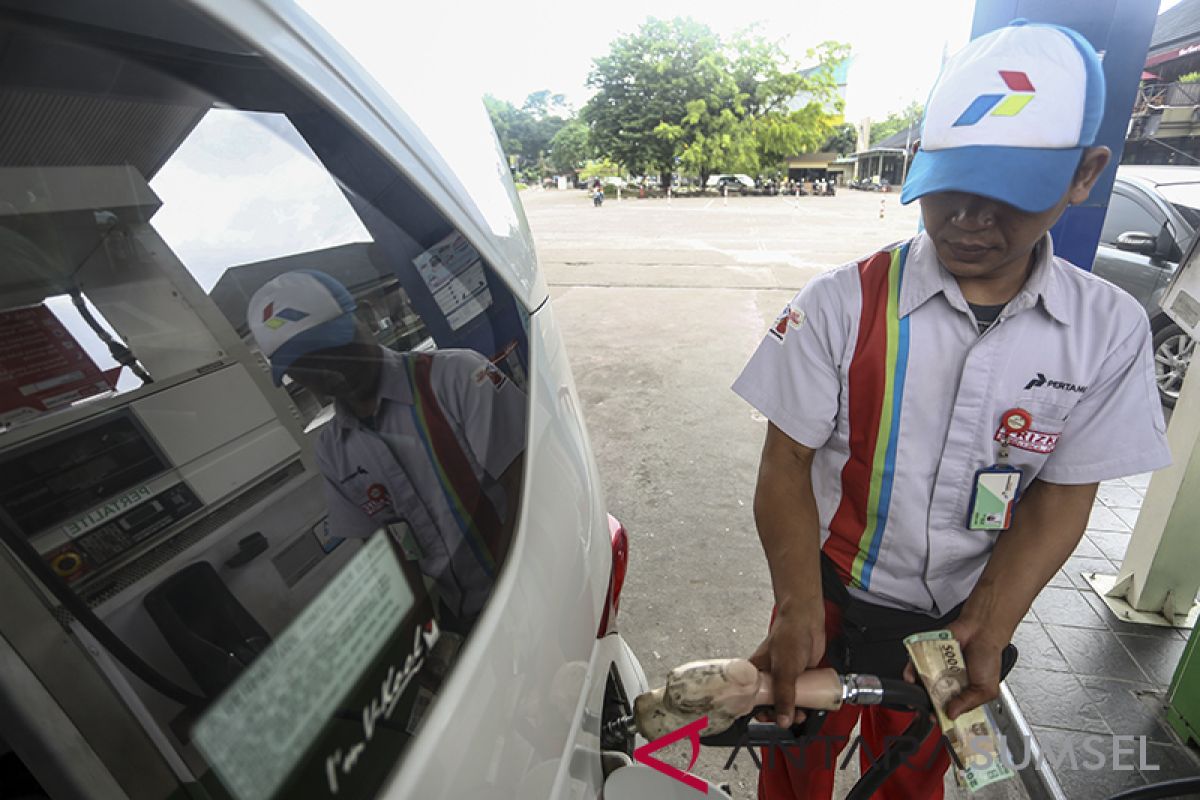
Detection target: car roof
<box><xmin>1117</xmin><ymin>164</ymin><xmax>1200</xmax><ymax>187</ymax></box>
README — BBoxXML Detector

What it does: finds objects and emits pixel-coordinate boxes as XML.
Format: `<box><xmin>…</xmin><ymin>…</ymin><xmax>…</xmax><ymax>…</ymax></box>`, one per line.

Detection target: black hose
<box><xmin>0</xmin><ymin>521</ymin><xmax>206</xmax><ymax>710</ymax></box>
<box><xmin>876</xmin><ymin>677</ymin><xmax>932</xmax><ymax>713</ymax></box>
<box><xmin>845</xmin><ymin>703</ymin><xmax>935</xmax><ymax>800</ymax></box>
<box><xmin>839</xmin><ymin>677</ymin><xmax>936</xmax><ymax>800</ymax></box>
<box><xmin>69</xmin><ymin>290</ymin><xmax>153</xmax><ymax>385</ymax></box>
<box><xmin>1106</xmin><ymin>778</ymin><xmax>1200</xmax><ymax>800</ymax></box>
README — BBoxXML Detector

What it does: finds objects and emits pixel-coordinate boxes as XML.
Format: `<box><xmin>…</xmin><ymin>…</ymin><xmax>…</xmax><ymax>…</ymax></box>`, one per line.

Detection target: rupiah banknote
<box><xmin>904</xmin><ymin>629</ymin><xmax>1015</xmax><ymax>792</ymax></box>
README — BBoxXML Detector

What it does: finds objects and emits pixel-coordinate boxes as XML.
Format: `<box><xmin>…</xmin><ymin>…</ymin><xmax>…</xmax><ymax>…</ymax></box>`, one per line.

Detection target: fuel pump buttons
<box><xmin>225</xmin><ymin>532</ymin><xmax>269</xmax><ymax>568</ymax></box>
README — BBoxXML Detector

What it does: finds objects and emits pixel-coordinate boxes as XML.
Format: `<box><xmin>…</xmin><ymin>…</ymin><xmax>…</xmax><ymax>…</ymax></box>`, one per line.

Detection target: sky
<box><xmin>302</xmin><ymin>0</ymin><xmax>1190</xmax><ymax>125</ymax></box>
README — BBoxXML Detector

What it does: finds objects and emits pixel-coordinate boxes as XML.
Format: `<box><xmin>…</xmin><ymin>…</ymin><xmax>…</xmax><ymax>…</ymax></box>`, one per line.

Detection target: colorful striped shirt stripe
<box><xmin>405</xmin><ymin>355</ymin><xmax>502</xmax><ymax>577</ymax></box>
<box><xmin>825</xmin><ymin>243</ymin><xmax>911</xmax><ymax>589</ymax></box>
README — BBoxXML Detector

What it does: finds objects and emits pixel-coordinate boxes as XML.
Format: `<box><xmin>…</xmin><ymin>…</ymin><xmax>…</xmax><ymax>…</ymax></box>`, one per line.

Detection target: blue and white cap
<box><xmin>247</xmin><ymin>270</ymin><xmax>358</xmax><ymax>386</ymax></box>
<box><xmin>901</xmin><ymin>20</ymin><xmax>1106</xmax><ymax>213</ymax></box>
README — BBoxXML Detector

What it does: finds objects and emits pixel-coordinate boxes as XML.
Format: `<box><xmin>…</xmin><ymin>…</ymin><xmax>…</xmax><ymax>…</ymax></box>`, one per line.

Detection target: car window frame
<box><xmin>1113</xmin><ymin>176</ymin><xmax>1198</xmax><ymax>263</ymax></box>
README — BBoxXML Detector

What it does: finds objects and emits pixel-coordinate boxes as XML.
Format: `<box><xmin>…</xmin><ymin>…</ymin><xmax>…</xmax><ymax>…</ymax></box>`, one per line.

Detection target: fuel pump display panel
<box><xmin>42</xmin><ymin>483</ymin><xmax>203</xmax><ymax>585</ymax></box>
<box><xmin>0</xmin><ymin>410</ymin><xmax>202</xmax><ymax>586</ymax></box>
<box><xmin>0</xmin><ymin>412</ymin><xmax>168</xmax><ymax>538</ymax></box>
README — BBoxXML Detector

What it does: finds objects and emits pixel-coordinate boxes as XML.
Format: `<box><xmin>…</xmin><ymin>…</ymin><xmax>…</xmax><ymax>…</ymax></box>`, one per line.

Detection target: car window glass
<box><xmin>0</xmin><ymin>7</ymin><xmax>528</xmax><ymax>799</ymax></box>
<box><xmin>1100</xmin><ymin>190</ymin><xmax>1162</xmax><ymax>245</ymax></box>
<box><xmin>1156</xmin><ymin>183</ymin><xmax>1200</xmax><ymax>230</ymax></box>
<box><xmin>1170</xmin><ymin>202</ymin><xmax>1200</xmax><ymax>230</ymax></box>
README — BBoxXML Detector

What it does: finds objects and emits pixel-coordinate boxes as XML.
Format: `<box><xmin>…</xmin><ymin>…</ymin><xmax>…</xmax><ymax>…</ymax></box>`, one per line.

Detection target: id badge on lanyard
<box><xmin>967</xmin><ymin>408</ymin><xmax>1030</xmax><ymax>531</ymax></box>
<box><xmin>387</xmin><ymin>520</ymin><xmax>425</xmax><ymax>561</ymax></box>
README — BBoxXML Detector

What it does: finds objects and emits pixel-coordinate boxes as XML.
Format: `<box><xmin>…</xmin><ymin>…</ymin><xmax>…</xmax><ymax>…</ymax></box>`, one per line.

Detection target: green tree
<box><xmin>822</xmin><ymin>122</ymin><xmax>859</xmax><ymax>155</ymax></box>
<box><xmin>870</xmin><ymin>101</ymin><xmax>923</xmax><ymax>147</ymax></box>
<box><xmin>548</xmin><ymin>119</ymin><xmax>592</xmax><ymax>174</ymax></box>
<box><xmin>578</xmin><ymin>158</ymin><xmax>622</xmax><ymax>182</ymax></box>
<box><xmin>484</xmin><ymin>95</ymin><xmax>522</xmax><ymax>160</ymax></box>
<box><xmin>484</xmin><ymin>90</ymin><xmax>572</xmax><ymax>177</ymax></box>
<box><xmin>522</xmin><ymin>90</ymin><xmax>571</xmax><ymax>119</ymax></box>
<box><xmin>583</xmin><ymin>18</ymin><xmax>729</xmax><ymax>188</ymax></box>
<box><xmin>741</xmin><ymin>39</ymin><xmax>850</xmax><ymax>172</ymax></box>
<box><xmin>653</xmin><ymin>98</ymin><xmax>751</xmax><ymax>189</ymax></box>
<box><xmin>583</xmin><ymin>20</ymin><xmax>848</xmax><ymax>187</ymax></box>
<box><xmin>659</xmin><ymin>36</ymin><xmax>848</xmax><ymax>183</ymax></box>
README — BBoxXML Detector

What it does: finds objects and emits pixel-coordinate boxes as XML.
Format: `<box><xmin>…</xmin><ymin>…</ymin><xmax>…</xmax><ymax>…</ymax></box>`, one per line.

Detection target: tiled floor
<box><xmin>1006</xmin><ymin>474</ymin><xmax>1200</xmax><ymax>799</ymax></box>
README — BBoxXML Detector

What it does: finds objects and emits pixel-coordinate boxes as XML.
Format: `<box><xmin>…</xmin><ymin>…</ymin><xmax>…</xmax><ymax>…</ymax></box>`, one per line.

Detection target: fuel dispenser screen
<box><xmin>0</xmin><ymin>413</ymin><xmax>168</xmax><ymax>538</ymax></box>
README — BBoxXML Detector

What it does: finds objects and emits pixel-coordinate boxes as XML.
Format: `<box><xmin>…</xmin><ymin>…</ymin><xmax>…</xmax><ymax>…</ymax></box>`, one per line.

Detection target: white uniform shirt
<box><xmin>317</xmin><ymin>348</ymin><xmax>526</xmax><ymax>619</ymax></box>
<box><xmin>733</xmin><ymin>232</ymin><xmax>1171</xmax><ymax>614</ymax></box>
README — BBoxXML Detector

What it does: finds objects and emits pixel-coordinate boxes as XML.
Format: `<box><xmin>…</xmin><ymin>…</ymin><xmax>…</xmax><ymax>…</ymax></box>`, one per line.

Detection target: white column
<box><xmin>1101</xmin><ymin>362</ymin><xmax>1200</xmax><ymax>626</ymax></box>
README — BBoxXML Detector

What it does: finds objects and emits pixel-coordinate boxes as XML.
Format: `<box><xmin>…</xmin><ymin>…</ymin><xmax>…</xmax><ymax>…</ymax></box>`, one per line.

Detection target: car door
<box><xmin>1093</xmin><ymin>184</ymin><xmax>1177</xmax><ymax>312</ymax></box>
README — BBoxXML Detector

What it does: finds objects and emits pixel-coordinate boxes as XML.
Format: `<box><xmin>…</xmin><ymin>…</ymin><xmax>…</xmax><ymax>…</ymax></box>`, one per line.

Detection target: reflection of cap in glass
<box><xmin>901</xmin><ymin>20</ymin><xmax>1106</xmax><ymax>213</ymax></box>
<box><xmin>247</xmin><ymin>270</ymin><xmax>358</xmax><ymax>386</ymax></box>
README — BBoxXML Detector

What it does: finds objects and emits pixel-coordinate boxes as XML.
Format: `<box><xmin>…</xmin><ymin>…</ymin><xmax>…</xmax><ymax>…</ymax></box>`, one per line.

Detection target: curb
<box><xmin>994</xmin><ymin>683</ymin><xmax>1069</xmax><ymax>800</ymax></box>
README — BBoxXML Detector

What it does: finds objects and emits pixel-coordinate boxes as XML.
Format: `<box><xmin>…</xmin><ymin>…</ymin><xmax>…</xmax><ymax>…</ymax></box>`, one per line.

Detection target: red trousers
<box><xmin>757</xmin><ymin>600</ymin><xmax>949</xmax><ymax>800</ymax></box>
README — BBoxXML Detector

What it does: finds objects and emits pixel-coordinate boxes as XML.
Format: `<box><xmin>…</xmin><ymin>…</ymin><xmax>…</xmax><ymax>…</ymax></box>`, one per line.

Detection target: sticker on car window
<box><xmin>193</xmin><ymin>532</ymin><xmax>421</xmax><ymax>800</ymax></box>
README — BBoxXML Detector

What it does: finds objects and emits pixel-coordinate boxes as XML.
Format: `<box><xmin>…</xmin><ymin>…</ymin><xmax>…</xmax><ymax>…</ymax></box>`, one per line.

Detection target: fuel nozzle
<box><xmin>839</xmin><ymin>673</ymin><xmax>885</xmax><ymax>705</ymax></box>
<box><xmin>602</xmin><ymin>713</ymin><xmax>637</xmax><ymax>746</ymax></box>
<box><xmin>630</xmin><ymin>659</ymin><xmax>846</xmax><ymax>740</ymax></box>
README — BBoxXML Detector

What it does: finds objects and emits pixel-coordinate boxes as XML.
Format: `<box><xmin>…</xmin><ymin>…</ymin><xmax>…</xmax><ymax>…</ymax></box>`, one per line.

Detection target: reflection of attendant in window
<box><xmin>247</xmin><ymin>270</ymin><xmax>526</xmax><ymax>625</ymax></box>
<box><xmin>355</xmin><ymin>299</ymin><xmax>381</xmax><ymax>334</ymax></box>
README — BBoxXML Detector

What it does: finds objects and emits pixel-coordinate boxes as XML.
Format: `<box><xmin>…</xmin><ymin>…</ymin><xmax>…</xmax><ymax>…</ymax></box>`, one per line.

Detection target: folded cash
<box><xmin>904</xmin><ymin>630</ymin><xmax>1015</xmax><ymax>792</ymax></box>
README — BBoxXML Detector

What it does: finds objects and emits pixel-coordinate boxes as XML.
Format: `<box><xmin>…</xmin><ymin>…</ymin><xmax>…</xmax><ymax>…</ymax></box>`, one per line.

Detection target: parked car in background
<box><xmin>706</xmin><ymin>173</ymin><xmax>755</xmax><ymax>194</ymax></box>
<box><xmin>578</xmin><ymin>176</ymin><xmax>628</xmax><ymax>190</ymax></box>
<box><xmin>1093</xmin><ymin>165</ymin><xmax>1200</xmax><ymax>406</ymax></box>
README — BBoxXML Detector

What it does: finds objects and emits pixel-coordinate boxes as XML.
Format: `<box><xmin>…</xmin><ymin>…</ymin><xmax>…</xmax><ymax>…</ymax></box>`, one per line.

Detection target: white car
<box><xmin>705</xmin><ymin>174</ymin><xmax>756</xmax><ymax>192</ymax></box>
<box><xmin>579</xmin><ymin>176</ymin><xmax>628</xmax><ymax>189</ymax></box>
<box><xmin>0</xmin><ymin>1</ymin><xmax>718</xmax><ymax>798</ymax></box>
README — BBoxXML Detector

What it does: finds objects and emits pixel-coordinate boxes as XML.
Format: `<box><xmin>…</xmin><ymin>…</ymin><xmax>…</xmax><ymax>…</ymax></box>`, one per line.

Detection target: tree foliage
<box><xmin>548</xmin><ymin>119</ymin><xmax>592</xmax><ymax>174</ymax></box>
<box><xmin>869</xmin><ymin>101</ymin><xmax>923</xmax><ymax>147</ymax></box>
<box><xmin>582</xmin><ymin>19</ymin><xmax>848</xmax><ymax>187</ymax></box>
<box><xmin>578</xmin><ymin>158</ymin><xmax>622</xmax><ymax>181</ymax></box>
<box><xmin>822</xmin><ymin>122</ymin><xmax>859</xmax><ymax>156</ymax></box>
<box><xmin>484</xmin><ymin>90</ymin><xmax>572</xmax><ymax>176</ymax></box>
<box><xmin>583</xmin><ymin>18</ymin><xmax>728</xmax><ymax>187</ymax></box>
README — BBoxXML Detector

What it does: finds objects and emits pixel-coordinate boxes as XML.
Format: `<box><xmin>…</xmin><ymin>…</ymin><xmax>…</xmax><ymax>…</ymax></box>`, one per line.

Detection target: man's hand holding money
<box><xmin>943</xmin><ymin>617</ymin><xmax>1007</xmax><ymax>720</ymax></box>
<box><xmin>901</xmin><ymin>616</ymin><xmax>1008</xmax><ymax>720</ymax></box>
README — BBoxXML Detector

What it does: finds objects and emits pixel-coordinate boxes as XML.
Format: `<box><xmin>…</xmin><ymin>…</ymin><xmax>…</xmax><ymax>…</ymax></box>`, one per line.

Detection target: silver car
<box><xmin>1092</xmin><ymin>165</ymin><xmax>1200</xmax><ymax>406</ymax></box>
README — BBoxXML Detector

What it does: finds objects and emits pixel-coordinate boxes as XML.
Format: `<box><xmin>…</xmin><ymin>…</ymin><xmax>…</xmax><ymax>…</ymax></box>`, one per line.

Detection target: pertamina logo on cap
<box><xmin>261</xmin><ymin>302</ymin><xmax>310</xmax><ymax>330</ymax></box>
<box><xmin>954</xmin><ymin>70</ymin><xmax>1036</xmax><ymax>127</ymax></box>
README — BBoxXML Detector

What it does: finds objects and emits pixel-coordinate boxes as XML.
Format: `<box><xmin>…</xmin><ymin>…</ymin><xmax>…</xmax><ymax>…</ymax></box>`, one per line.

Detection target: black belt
<box><xmin>819</xmin><ymin>552</ymin><xmax>963</xmax><ymax>679</ymax></box>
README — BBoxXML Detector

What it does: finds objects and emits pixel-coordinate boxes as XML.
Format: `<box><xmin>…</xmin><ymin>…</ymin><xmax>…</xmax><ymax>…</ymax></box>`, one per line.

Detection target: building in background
<box><xmin>848</xmin><ymin>123</ymin><xmax>919</xmax><ymax>187</ymax></box>
<box><xmin>1125</xmin><ymin>0</ymin><xmax>1200</xmax><ymax>164</ymax></box>
<box><xmin>783</xmin><ymin>58</ymin><xmax>852</xmax><ymax>184</ymax></box>
<box><xmin>788</xmin><ymin>58</ymin><xmax>851</xmax><ymax>113</ymax></box>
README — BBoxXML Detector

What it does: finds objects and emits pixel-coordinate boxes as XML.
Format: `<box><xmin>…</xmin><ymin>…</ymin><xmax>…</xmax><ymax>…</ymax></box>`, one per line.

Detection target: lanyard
<box><xmin>968</xmin><ymin>407</ymin><xmax>1032</xmax><ymax>531</ymax></box>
